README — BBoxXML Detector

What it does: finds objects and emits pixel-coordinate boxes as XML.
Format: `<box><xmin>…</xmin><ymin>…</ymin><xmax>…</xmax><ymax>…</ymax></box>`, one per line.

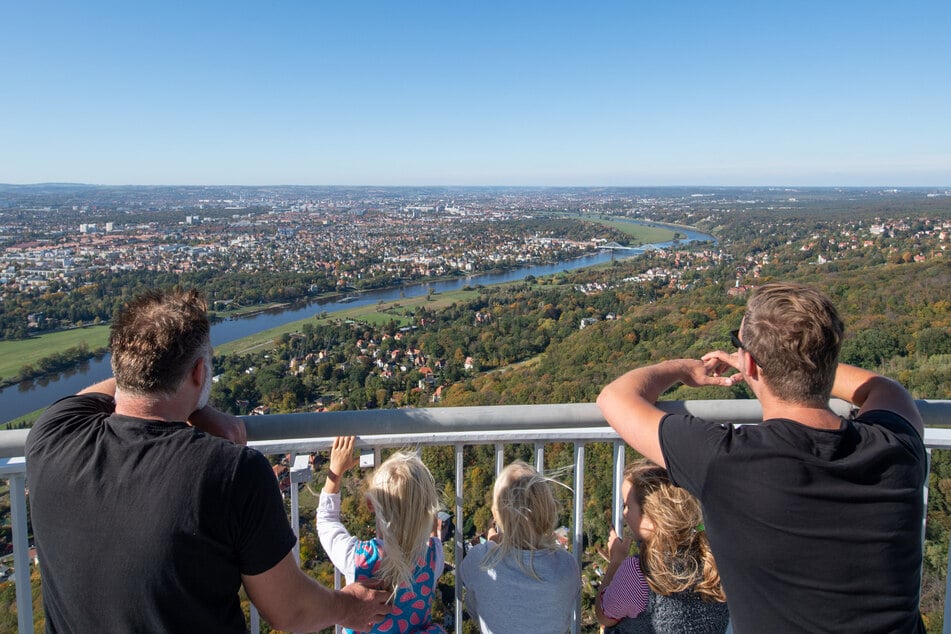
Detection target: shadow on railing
<box><xmin>2</xmin><ymin>399</ymin><xmax>951</xmax><ymax>634</ymax></box>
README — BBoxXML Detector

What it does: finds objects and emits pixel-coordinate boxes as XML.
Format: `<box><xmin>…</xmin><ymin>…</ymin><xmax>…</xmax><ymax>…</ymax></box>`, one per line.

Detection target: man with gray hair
<box><xmin>598</xmin><ymin>282</ymin><xmax>925</xmax><ymax>633</ymax></box>
<box><xmin>27</xmin><ymin>287</ymin><xmax>390</xmax><ymax>632</ymax></box>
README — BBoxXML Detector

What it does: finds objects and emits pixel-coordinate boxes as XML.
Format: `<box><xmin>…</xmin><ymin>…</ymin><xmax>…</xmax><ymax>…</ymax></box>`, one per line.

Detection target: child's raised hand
<box><xmin>607</xmin><ymin>526</ymin><xmax>633</xmax><ymax>564</ymax></box>
<box><xmin>324</xmin><ymin>436</ymin><xmax>361</xmax><ymax>494</ymax></box>
<box><xmin>331</xmin><ymin>436</ymin><xmax>360</xmax><ymax>476</ymax></box>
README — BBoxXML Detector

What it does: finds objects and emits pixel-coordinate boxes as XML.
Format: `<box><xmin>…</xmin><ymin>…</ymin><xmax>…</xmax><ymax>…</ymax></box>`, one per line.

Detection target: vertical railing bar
<box><xmin>9</xmin><ymin>472</ymin><xmax>33</xmax><ymax>634</ymax></box>
<box><xmin>924</xmin><ymin>449</ymin><xmax>931</xmax><ymax>541</ymax></box>
<box><xmin>572</xmin><ymin>443</ymin><xmax>585</xmax><ymax>634</ymax></box>
<box><xmin>495</xmin><ymin>442</ymin><xmax>504</xmax><ymax>477</ymax></box>
<box><xmin>289</xmin><ymin>452</ymin><xmax>301</xmax><ymax>563</ymax></box>
<box><xmin>944</xmin><ymin>535</ymin><xmax>951</xmax><ymax>634</ymax></box>
<box><xmin>455</xmin><ymin>443</ymin><xmax>464</xmax><ymax>634</ymax></box>
<box><xmin>613</xmin><ymin>441</ymin><xmax>625</xmax><ymax>535</ymax></box>
<box><xmin>535</xmin><ymin>442</ymin><xmax>544</xmax><ymax>472</ymax></box>
<box><xmin>335</xmin><ymin>567</ymin><xmax>342</xmax><ymax>634</ymax></box>
<box><xmin>936</xmin><ymin>451</ymin><xmax>951</xmax><ymax>634</ymax></box>
<box><xmin>250</xmin><ymin>604</ymin><xmax>260</xmax><ymax>633</ymax></box>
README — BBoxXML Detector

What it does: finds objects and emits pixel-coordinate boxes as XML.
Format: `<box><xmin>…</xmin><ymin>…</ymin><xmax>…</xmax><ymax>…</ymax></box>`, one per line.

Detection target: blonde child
<box><xmin>318</xmin><ymin>436</ymin><xmax>445</xmax><ymax>634</ymax></box>
<box><xmin>596</xmin><ymin>460</ymin><xmax>728</xmax><ymax>633</ymax></box>
<box><xmin>459</xmin><ymin>461</ymin><xmax>580</xmax><ymax>634</ymax></box>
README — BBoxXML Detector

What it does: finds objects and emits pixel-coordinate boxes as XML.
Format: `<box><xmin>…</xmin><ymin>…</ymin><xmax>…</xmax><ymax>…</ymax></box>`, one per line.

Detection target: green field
<box><xmin>1</xmin><ymin>407</ymin><xmax>44</xmax><ymax>429</ymax></box>
<box><xmin>0</xmin><ymin>325</ymin><xmax>110</xmax><ymax>383</ymax></box>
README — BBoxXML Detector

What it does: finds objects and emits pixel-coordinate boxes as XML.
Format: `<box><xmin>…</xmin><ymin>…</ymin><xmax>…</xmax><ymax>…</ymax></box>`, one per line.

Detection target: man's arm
<box><xmin>187</xmin><ymin>406</ymin><xmax>248</xmax><ymax>445</ymax></box>
<box><xmin>598</xmin><ymin>359</ymin><xmax>733</xmax><ymax>467</ymax></box>
<box><xmin>831</xmin><ymin>363</ymin><xmax>923</xmax><ymax>437</ymax></box>
<box><xmin>242</xmin><ymin>552</ymin><xmax>391</xmax><ymax>632</ymax></box>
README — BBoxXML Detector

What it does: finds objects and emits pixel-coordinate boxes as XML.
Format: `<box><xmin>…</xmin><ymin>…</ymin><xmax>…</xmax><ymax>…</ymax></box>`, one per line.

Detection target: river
<box><xmin>1</xmin><ymin>224</ymin><xmax>714</xmax><ymax>422</ymax></box>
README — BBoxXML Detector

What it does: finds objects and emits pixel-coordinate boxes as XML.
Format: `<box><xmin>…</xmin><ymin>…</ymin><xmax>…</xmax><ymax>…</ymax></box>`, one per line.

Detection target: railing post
<box><xmin>612</xmin><ymin>441</ymin><xmax>625</xmax><ymax>535</ymax></box>
<box><xmin>9</xmin><ymin>468</ymin><xmax>33</xmax><ymax>634</ymax></box>
<box><xmin>494</xmin><ymin>442</ymin><xmax>504</xmax><ymax>477</ymax></box>
<box><xmin>334</xmin><ymin>567</ymin><xmax>342</xmax><ymax>634</ymax></box>
<box><xmin>534</xmin><ymin>442</ymin><xmax>544</xmax><ymax>472</ymax></box>
<box><xmin>454</xmin><ymin>443</ymin><xmax>464</xmax><ymax>634</ymax></box>
<box><xmin>944</xmin><ymin>528</ymin><xmax>951</xmax><ymax>634</ymax></box>
<box><xmin>290</xmin><ymin>453</ymin><xmax>312</xmax><ymax>563</ymax></box>
<box><xmin>572</xmin><ymin>443</ymin><xmax>585</xmax><ymax>634</ymax></box>
<box><xmin>250</xmin><ymin>604</ymin><xmax>260</xmax><ymax>633</ymax></box>
<box><xmin>289</xmin><ymin>453</ymin><xmax>301</xmax><ymax>562</ymax></box>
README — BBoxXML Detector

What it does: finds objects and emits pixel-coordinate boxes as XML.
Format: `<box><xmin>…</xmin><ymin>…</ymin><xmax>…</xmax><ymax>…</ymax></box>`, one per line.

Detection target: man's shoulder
<box><xmin>35</xmin><ymin>392</ymin><xmax>114</xmax><ymax>424</ymax></box>
<box><xmin>659</xmin><ymin>412</ymin><xmax>734</xmax><ymax>445</ymax></box>
<box><xmin>27</xmin><ymin>393</ymin><xmax>114</xmax><ymax>451</ymax></box>
<box><xmin>854</xmin><ymin>408</ymin><xmax>918</xmax><ymax>432</ymax></box>
<box><xmin>851</xmin><ymin>409</ymin><xmax>927</xmax><ymax>458</ymax></box>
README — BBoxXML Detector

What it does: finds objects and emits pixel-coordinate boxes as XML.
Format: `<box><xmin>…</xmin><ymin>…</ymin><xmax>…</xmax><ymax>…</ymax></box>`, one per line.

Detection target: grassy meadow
<box><xmin>0</xmin><ymin>326</ymin><xmax>110</xmax><ymax>384</ymax></box>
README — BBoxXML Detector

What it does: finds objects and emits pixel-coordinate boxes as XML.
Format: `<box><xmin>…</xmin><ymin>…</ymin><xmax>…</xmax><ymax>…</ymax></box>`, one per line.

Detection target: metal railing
<box><xmin>2</xmin><ymin>399</ymin><xmax>951</xmax><ymax>634</ymax></box>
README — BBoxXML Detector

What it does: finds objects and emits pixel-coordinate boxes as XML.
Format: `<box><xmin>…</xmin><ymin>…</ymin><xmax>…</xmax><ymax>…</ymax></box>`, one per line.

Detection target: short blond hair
<box><xmin>483</xmin><ymin>461</ymin><xmax>561</xmax><ymax>579</ymax></box>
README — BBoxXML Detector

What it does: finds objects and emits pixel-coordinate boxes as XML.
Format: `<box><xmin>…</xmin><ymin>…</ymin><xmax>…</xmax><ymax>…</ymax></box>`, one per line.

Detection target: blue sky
<box><xmin>2</xmin><ymin>1</ymin><xmax>949</xmax><ymax>187</ymax></box>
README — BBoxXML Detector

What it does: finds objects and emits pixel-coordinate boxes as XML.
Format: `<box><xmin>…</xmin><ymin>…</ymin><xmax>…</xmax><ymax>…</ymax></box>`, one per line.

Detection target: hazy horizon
<box><xmin>3</xmin><ymin>182</ymin><xmax>950</xmax><ymax>190</ymax></box>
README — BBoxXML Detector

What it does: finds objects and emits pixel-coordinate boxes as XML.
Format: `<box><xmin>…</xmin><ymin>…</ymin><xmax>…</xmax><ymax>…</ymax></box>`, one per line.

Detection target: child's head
<box><xmin>365</xmin><ymin>451</ymin><xmax>439</xmax><ymax>592</ymax></box>
<box><xmin>622</xmin><ymin>460</ymin><xmax>725</xmax><ymax>602</ymax></box>
<box><xmin>491</xmin><ymin>461</ymin><xmax>559</xmax><ymax>550</ymax></box>
<box><xmin>481</xmin><ymin>461</ymin><xmax>562</xmax><ymax>579</ymax></box>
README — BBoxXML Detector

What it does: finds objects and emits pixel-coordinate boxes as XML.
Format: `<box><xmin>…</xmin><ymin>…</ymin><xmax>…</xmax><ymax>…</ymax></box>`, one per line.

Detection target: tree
<box><xmin>841</xmin><ymin>328</ymin><xmax>903</xmax><ymax>368</ymax></box>
<box><xmin>916</xmin><ymin>328</ymin><xmax>951</xmax><ymax>356</ymax></box>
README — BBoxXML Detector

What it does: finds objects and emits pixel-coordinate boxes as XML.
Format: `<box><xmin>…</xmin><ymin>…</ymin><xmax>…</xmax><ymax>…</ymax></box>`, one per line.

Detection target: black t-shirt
<box><xmin>660</xmin><ymin>410</ymin><xmax>927</xmax><ymax>634</ymax></box>
<box><xmin>25</xmin><ymin>393</ymin><xmax>297</xmax><ymax>633</ymax></box>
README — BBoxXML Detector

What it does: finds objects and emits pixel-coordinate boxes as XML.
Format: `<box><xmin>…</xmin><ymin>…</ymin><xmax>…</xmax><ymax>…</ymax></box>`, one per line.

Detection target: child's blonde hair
<box><xmin>626</xmin><ymin>460</ymin><xmax>725</xmax><ymax>603</ymax></box>
<box><xmin>483</xmin><ymin>461</ymin><xmax>561</xmax><ymax>579</ymax></box>
<box><xmin>365</xmin><ymin>451</ymin><xmax>440</xmax><ymax>594</ymax></box>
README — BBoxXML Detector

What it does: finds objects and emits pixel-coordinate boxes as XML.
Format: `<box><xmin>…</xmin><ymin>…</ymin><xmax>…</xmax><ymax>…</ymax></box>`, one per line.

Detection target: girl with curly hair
<box><xmin>596</xmin><ymin>460</ymin><xmax>729</xmax><ymax>633</ymax></box>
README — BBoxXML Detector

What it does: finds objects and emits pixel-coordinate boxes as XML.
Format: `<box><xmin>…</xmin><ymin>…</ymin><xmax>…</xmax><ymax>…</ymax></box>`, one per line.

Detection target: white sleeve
<box><xmin>316</xmin><ymin>491</ymin><xmax>358</xmax><ymax>584</ymax></box>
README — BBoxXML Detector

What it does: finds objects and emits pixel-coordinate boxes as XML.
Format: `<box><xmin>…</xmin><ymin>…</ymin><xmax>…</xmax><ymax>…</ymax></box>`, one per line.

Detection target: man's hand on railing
<box><xmin>187</xmin><ymin>406</ymin><xmax>248</xmax><ymax>445</ymax></box>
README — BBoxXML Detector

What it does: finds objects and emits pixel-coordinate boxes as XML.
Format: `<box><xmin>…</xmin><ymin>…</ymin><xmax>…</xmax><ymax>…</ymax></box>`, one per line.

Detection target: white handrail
<box><xmin>3</xmin><ymin>399</ymin><xmax>950</xmax><ymax>634</ymax></box>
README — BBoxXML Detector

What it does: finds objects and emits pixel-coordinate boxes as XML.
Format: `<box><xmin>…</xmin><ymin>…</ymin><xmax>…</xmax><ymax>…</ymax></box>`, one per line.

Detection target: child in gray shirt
<box><xmin>459</xmin><ymin>461</ymin><xmax>580</xmax><ymax>634</ymax></box>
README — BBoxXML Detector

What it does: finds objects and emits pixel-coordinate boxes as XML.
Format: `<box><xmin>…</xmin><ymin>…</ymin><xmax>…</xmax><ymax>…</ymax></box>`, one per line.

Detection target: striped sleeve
<box><xmin>600</xmin><ymin>557</ymin><xmax>650</xmax><ymax>620</ymax></box>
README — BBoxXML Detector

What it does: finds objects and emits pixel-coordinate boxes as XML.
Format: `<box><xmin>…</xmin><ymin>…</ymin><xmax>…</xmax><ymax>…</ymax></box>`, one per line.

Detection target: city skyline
<box><xmin>3</xmin><ymin>1</ymin><xmax>950</xmax><ymax>187</ymax></box>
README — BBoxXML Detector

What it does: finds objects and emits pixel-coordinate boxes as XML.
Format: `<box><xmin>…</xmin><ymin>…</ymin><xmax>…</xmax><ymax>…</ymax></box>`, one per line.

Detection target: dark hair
<box><xmin>110</xmin><ymin>288</ymin><xmax>210</xmax><ymax>395</ymax></box>
<box><xmin>743</xmin><ymin>282</ymin><xmax>844</xmax><ymax>406</ymax></box>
